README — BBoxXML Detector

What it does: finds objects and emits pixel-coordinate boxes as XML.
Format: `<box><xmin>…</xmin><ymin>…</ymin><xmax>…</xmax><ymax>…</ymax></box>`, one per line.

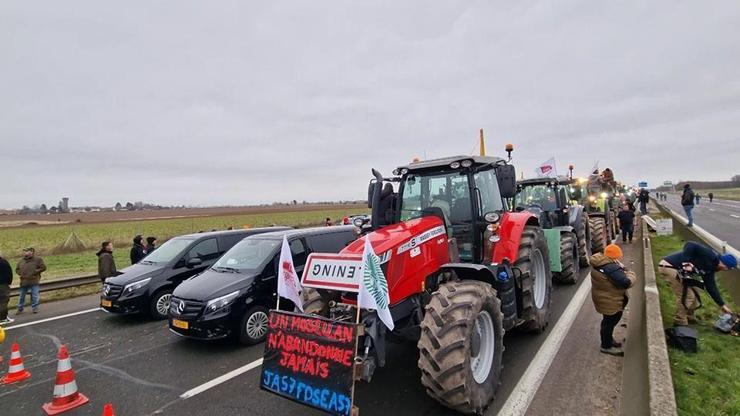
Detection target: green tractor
<box><xmin>514</xmin><ymin>176</ymin><xmax>590</xmax><ymax>284</ymax></box>
<box><xmin>571</xmin><ymin>172</ymin><xmax>619</xmax><ymax>253</ymax></box>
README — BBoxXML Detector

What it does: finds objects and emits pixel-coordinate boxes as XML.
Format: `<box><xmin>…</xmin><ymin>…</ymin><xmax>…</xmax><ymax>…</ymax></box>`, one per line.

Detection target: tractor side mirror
<box><xmin>367</xmin><ymin>180</ymin><xmax>376</xmax><ymax>208</ymax></box>
<box><xmin>496</xmin><ymin>165</ymin><xmax>517</xmax><ymax>198</ymax></box>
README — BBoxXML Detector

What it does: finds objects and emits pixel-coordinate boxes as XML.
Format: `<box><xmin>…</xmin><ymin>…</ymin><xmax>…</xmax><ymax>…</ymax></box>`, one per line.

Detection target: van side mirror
<box><xmin>496</xmin><ymin>164</ymin><xmax>517</xmax><ymax>198</ymax></box>
<box><xmin>186</xmin><ymin>257</ymin><xmax>202</xmax><ymax>268</ymax></box>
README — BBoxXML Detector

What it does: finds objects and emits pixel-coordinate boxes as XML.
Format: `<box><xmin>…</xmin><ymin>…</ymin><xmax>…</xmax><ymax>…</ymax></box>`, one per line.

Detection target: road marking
<box><xmin>497</xmin><ymin>274</ymin><xmax>592</xmax><ymax>416</ymax></box>
<box><xmin>180</xmin><ymin>358</ymin><xmax>264</xmax><ymax>399</ymax></box>
<box><xmin>4</xmin><ymin>307</ymin><xmax>101</xmax><ymax>331</ymax></box>
<box><xmin>731</xmin><ymin>214</ymin><xmax>740</xmax><ymax>219</ymax></box>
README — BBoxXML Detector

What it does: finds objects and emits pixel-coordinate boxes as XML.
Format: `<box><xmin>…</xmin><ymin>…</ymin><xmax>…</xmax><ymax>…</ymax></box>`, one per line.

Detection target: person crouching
<box><xmin>591</xmin><ymin>244</ymin><xmax>636</xmax><ymax>356</ymax></box>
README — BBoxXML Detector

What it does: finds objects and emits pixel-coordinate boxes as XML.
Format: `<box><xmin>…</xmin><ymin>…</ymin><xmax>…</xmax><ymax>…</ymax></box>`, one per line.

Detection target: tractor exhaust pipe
<box><xmin>370</xmin><ymin>168</ymin><xmax>384</xmax><ymax>230</ymax></box>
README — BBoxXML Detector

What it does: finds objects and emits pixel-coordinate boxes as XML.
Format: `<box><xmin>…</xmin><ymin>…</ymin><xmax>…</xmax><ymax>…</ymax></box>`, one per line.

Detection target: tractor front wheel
<box><xmin>418</xmin><ymin>281</ymin><xmax>504</xmax><ymax>415</ymax></box>
<box><xmin>516</xmin><ymin>226</ymin><xmax>552</xmax><ymax>333</ymax></box>
<box><xmin>589</xmin><ymin>217</ymin><xmax>606</xmax><ymax>253</ymax></box>
<box><xmin>554</xmin><ymin>232</ymin><xmax>579</xmax><ymax>284</ymax></box>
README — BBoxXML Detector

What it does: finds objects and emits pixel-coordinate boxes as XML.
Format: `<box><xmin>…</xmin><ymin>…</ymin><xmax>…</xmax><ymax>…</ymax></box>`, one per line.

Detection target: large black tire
<box><xmin>418</xmin><ymin>281</ymin><xmax>504</xmax><ymax>415</ymax></box>
<box><xmin>576</xmin><ymin>212</ymin><xmax>591</xmax><ymax>267</ymax></box>
<box><xmin>516</xmin><ymin>226</ymin><xmax>552</xmax><ymax>333</ymax></box>
<box><xmin>149</xmin><ymin>288</ymin><xmax>173</xmax><ymax>320</ymax></box>
<box><xmin>589</xmin><ymin>217</ymin><xmax>606</xmax><ymax>254</ymax></box>
<box><xmin>553</xmin><ymin>232</ymin><xmax>579</xmax><ymax>284</ymax></box>
<box><xmin>301</xmin><ymin>287</ymin><xmax>324</xmax><ymax>314</ymax></box>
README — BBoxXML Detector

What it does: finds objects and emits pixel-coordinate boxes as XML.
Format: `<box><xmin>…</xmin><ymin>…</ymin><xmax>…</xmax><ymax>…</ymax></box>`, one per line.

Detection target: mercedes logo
<box><xmin>177</xmin><ymin>300</ymin><xmax>185</xmax><ymax>314</ymax></box>
<box><xmin>103</xmin><ymin>284</ymin><xmax>110</xmax><ymax>296</ymax></box>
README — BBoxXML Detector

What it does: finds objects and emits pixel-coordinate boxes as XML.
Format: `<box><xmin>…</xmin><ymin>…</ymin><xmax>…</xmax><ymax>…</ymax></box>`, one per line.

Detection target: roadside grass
<box><xmin>1</xmin><ymin>207</ymin><xmax>367</xmax><ymax>280</ymax></box>
<box><xmin>699</xmin><ymin>187</ymin><xmax>740</xmax><ymax>202</ymax></box>
<box><xmin>650</xmin><ymin>233</ymin><xmax>740</xmax><ymax>416</ymax></box>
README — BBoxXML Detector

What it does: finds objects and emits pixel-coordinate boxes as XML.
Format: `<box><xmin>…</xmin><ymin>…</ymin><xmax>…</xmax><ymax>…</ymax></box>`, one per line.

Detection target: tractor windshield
<box><xmin>515</xmin><ymin>184</ymin><xmax>558</xmax><ymax>211</ymax></box>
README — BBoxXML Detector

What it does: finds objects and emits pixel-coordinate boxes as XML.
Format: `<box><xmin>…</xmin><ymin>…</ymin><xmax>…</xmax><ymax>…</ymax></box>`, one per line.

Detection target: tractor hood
<box><xmin>341</xmin><ymin>216</ymin><xmax>446</xmax><ymax>257</ymax></box>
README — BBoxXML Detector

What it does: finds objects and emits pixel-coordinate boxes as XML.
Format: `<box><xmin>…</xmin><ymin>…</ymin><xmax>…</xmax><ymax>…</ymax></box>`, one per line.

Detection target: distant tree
<box><xmin>49</xmin><ymin>206</ymin><xmax>58</xmax><ymax>213</ymax></box>
<box><xmin>732</xmin><ymin>174</ymin><xmax>740</xmax><ymax>183</ymax></box>
<box><xmin>292</xmin><ymin>200</ymin><xmax>298</xmax><ymax>205</ymax></box>
<box><xmin>115</xmin><ymin>202</ymin><xmax>122</xmax><ymax>211</ymax></box>
<box><xmin>125</xmin><ymin>202</ymin><xmax>135</xmax><ymax>211</ymax></box>
<box><xmin>40</xmin><ymin>204</ymin><xmax>48</xmax><ymax>214</ymax></box>
<box><xmin>20</xmin><ymin>205</ymin><xmax>31</xmax><ymax>214</ymax></box>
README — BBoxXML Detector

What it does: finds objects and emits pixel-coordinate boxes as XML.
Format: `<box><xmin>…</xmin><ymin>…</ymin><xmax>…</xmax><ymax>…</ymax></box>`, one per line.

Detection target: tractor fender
<box><xmin>492</xmin><ymin>211</ymin><xmax>539</xmax><ymax>264</ymax></box>
<box><xmin>551</xmin><ymin>225</ymin><xmax>574</xmax><ymax>235</ymax></box>
<box><xmin>568</xmin><ymin>205</ymin><xmax>585</xmax><ymax>230</ymax></box>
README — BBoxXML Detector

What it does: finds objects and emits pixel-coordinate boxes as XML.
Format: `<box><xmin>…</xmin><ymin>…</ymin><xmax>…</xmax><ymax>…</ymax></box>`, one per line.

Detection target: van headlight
<box><xmin>122</xmin><ymin>278</ymin><xmax>151</xmax><ymax>295</ymax></box>
<box><xmin>205</xmin><ymin>291</ymin><xmax>240</xmax><ymax>314</ymax></box>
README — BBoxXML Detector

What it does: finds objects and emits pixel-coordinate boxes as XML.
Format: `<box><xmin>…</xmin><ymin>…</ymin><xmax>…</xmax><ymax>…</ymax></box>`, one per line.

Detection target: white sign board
<box><xmin>656</xmin><ymin>219</ymin><xmax>673</xmax><ymax>236</ymax></box>
<box><xmin>301</xmin><ymin>253</ymin><xmax>363</xmax><ymax>292</ymax></box>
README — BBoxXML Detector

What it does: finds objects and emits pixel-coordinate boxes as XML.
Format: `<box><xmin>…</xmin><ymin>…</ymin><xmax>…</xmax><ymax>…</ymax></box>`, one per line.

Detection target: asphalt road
<box><xmin>0</xmin><ymin>269</ymin><xmax>588</xmax><ymax>416</ymax></box>
<box><xmin>660</xmin><ymin>194</ymin><xmax>740</xmax><ymax>249</ymax></box>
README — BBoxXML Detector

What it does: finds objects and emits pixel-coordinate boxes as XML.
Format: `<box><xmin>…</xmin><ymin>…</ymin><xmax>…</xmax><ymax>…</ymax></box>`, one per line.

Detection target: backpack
<box><xmin>665</xmin><ymin>326</ymin><xmax>698</xmax><ymax>353</ymax></box>
<box><xmin>681</xmin><ymin>190</ymin><xmax>694</xmax><ymax>205</ymax></box>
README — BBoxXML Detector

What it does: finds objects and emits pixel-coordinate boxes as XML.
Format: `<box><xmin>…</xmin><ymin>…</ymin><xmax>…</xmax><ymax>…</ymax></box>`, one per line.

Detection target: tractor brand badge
<box><xmin>363</xmin><ymin>246</ymin><xmax>389</xmax><ymax>309</ymax></box>
<box><xmin>396</xmin><ymin>226</ymin><xmax>446</xmax><ymax>255</ymax></box>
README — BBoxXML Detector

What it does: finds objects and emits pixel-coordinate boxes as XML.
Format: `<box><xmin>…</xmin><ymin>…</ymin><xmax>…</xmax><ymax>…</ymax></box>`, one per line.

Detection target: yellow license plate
<box><xmin>101</xmin><ymin>300</ymin><xmax>112</xmax><ymax>307</ymax></box>
<box><xmin>172</xmin><ymin>319</ymin><xmax>189</xmax><ymax>330</ymax></box>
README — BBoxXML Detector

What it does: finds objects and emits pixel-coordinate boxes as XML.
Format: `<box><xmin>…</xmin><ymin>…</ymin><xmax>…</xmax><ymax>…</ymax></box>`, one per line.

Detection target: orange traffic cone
<box><xmin>102</xmin><ymin>403</ymin><xmax>115</xmax><ymax>416</ymax></box>
<box><xmin>42</xmin><ymin>345</ymin><xmax>89</xmax><ymax>415</ymax></box>
<box><xmin>1</xmin><ymin>342</ymin><xmax>32</xmax><ymax>384</ymax></box>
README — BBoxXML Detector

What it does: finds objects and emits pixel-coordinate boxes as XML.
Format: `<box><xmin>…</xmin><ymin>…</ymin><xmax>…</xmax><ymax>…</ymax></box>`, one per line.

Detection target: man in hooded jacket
<box><xmin>97</xmin><ymin>241</ymin><xmax>117</xmax><ymax>283</ymax></box>
<box><xmin>591</xmin><ymin>244</ymin><xmax>636</xmax><ymax>356</ymax></box>
<box><xmin>130</xmin><ymin>235</ymin><xmax>147</xmax><ymax>264</ymax></box>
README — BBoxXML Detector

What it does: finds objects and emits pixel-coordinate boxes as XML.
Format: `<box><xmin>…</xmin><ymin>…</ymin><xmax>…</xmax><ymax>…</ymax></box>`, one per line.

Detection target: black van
<box><xmin>101</xmin><ymin>227</ymin><xmax>289</xmax><ymax>319</ymax></box>
<box><xmin>168</xmin><ymin>226</ymin><xmax>356</xmax><ymax>345</ymax></box>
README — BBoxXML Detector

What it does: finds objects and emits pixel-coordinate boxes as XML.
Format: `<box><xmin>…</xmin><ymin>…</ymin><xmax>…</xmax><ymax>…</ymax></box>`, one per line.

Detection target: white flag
<box><xmin>277</xmin><ymin>235</ymin><xmax>303</xmax><ymax>312</ymax></box>
<box><xmin>358</xmin><ymin>237</ymin><xmax>394</xmax><ymax>331</ymax></box>
<box><xmin>535</xmin><ymin>157</ymin><xmax>558</xmax><ymax>178</ymax></box>
<box><xmin>590</xmin><ymin>160</ymin><xmax>599</xmax><ymax>175</ymax></box>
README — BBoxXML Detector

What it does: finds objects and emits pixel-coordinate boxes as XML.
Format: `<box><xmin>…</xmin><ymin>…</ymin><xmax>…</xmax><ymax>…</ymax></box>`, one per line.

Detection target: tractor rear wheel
<box><xmin>577</xmin><ymin>213</ymin><xmax>591</xmax><ymax>267</ymax></box>
<box><xmin>301</xmin><ymin>287</ymin><xmax>324</xmax><ymax>314</ymax></box>
<box><xmin>418</xmin><ymin>281</ymin><xmax>504</xmax><ymax>415</ymax></box>
<box><xmin>554</xmin><ymin>232</ymin><xmax>579</xmax><ymax>284</ymax></box>
<box><xmin>589</xmin><ymin>217</ymin><xmax>606</xmax><ymax>253</ymax></box>
<box><xmin>516</xmin><ymin>226</ymin><xmax>552</xmax><ymax>333</ymax></box>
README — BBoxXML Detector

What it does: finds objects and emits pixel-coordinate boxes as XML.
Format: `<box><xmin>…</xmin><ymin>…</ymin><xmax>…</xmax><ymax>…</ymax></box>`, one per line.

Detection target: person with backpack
<box><xmin>591</xmin><ymin>244</ymin><xmax>636</xmax><ymax>356</ymax></box>
<box><xmin>681</xmin><ymin>184</ymin><xmax>695</xmax><ymax>227</ymax></box>
<box><xmin>658</xmin><ymin>241</ymin><xmax>737</xmax><ymax>326</ymax></box>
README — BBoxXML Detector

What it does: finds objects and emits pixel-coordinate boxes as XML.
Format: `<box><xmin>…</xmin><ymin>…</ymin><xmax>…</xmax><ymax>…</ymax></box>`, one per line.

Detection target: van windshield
<box><xmin>212</xmin><ymin>238</ymin><xmax>281</xmax><ymax>273</ymax></box>
<box><xmin>141</xmin><ymin>238</ymin><xmax>193</xmax><ymax>264</ymax></box>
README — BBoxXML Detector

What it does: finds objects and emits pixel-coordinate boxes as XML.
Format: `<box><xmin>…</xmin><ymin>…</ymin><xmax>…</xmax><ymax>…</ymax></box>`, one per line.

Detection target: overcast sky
<box><xmin>1</xmin><ymin>1</ymin><xmax>739</xmax><ymax>209</ymax></box>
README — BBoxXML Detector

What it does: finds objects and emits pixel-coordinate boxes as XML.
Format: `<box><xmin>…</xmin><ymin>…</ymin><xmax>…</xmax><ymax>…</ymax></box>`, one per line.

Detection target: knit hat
<box><xmin>604</xmin><ymin>244</ymin><xmax>623</xmax><ymax>260</ymax></box>
<box><xmin>719</xmin><ymin>253</ymin><xmax>737</xmax><ymax>269</ymax></box>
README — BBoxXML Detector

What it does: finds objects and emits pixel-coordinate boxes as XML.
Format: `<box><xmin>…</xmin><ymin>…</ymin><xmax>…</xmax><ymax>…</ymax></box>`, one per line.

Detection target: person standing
<box><xmin>681</xmin><ymin>184</ymin><xmax>695</xmax><ymax>227</ymax></box>
<box><xmin>16</xmin><ymin>248</ymin><xmax>46</xmax><ymax>314</ymax></box>
<box><xmin>617</xmin><ymin>204</ymin><xmax>636</xmax><ymax>243</ymax></box>
<box><xmin>130</xmin><ymin>235</ymin><xmax>147</xmax><ymax>264</ymax></box>
<box><xmin>658</xmin><ymin>241</ymin><xmax>736</xmax><ymax>326</ymax></box>
<box><xmin>324</xmin><ymin>217</ymin><xmax>333</xmax><ymax>227</ymax></box>
<box><xmin>591</xmin><ymin>244</ymin><xmax>636</xmax><ymax>356</ymax></box>
<box><xmin>708</xmin><ymin>192</ymin><xmax>714</xmax><ymax>203</ymax></box>
<box><xmin>145</xmin><ymin>237</ymin><xmax>157</xmax><ymax>254</ymax></box>
<box><xmin>97</xmin><ymin>241</ymin><xmax>116</xmax><ymax>283</ymax></box>
<box><xmin>0</xmin><ymin>253</ymin><xmax>13</xmax><ymax>324</ymax></box>
<box><xmin>695</xmin><ymin>193</ymin><xmax>701</xmax><ymax>205</ymax></box>
<box><xmin>637</xmin><ymin>188</ymin><xmax>649</xmax><ymax>215</ymax></box>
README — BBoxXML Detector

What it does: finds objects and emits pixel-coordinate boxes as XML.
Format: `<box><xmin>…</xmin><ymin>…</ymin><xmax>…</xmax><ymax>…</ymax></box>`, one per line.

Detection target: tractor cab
<box><xmin>514</xmin><ymin>176</ymin><xmax>572</xmax><ymax>228</ymax></box>
<box><xmin>368</xmin><ymin>155</ymin><xmax>517</xmax><ymax>263</ymax></box>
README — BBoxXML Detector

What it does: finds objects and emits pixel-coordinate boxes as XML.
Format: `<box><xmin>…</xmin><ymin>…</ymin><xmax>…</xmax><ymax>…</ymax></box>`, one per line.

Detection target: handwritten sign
<box><xmin>301</xmin><ymin>253</ymin><xmax>363</xmax><ymax>292</ymax></box>
<box><xmin>260</xmin><ymin>310</ymin><xmax>358</xmax><ymax>416</ymax></box>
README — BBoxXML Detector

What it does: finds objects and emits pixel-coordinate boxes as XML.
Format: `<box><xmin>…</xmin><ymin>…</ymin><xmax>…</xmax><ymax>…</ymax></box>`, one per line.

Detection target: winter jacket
<box><xmin>146</xmin><ymin>244</ymin><xmax>156</xmax><ymax>254</ymax></box>
<box><xmin>590</xmin><ymin>253</ymin><xmax>636</xmax><ymax>315</ymax></box>
<box><xmin>16</xmin><ymin>255</ymin><xmax>47</xmax><ymax>287</ymax></box>
<box><xmin>617</xmin><ymin>210</ymin><xmax>635</xmax><ymax>228</ymax></box>
<box><xmin>0</xmin><ymin>257</ymin><xmax>12</xmax><ymax>285</ymax></box>
<box><xmin>637</xmin><ymin>190</ymin><xmax>650</xmax><ymax>203</ymax></box>
<box><xmin>681</xmin><ymin>188</ymin><xmax>695</xmax><ymax>206</ymax></box>
<box><xmin>662</xmin><ymin>241</ymin><xmax>724</xmax><ymax>306</ymax></box>
<box><xmin>97</xmin><ymin>250</ymin><xmax>117</xmax><ymax>281</ymax></box>
<box><xmin>130</xmin><ymin>244</ymin><xmax>147</xmax><ymax>265</ymax></box>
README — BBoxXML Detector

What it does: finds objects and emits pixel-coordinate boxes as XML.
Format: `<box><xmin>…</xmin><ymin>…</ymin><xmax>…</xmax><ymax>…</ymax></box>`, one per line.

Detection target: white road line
<box><xmin>180</xmin><ymin>358</ymin><xmax>264</xmax><ymax>399</ymax></box>
<box><xmin>731</xmin><ymin>214</ymin><xmax>740</xmax><ymax>219</ymax></box>
<box><xmin>497</xmin><ymin>274</ymin><xmax>592</xmax><ymax>416</ymax></box>
<box><xmin>4</xmin><ymin>307</ymin><xmax>101</xmax><ymax>331</ymax></box>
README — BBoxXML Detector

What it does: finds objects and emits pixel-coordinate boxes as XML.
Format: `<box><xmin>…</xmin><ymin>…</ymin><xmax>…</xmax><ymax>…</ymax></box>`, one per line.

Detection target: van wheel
<box><xmin>150</xmin><ymin>289</ymin><xmax>173</xmax><ymax>320</ymax></box>
<box><xmin>239</xmin><ymin>306</ymin><xmax>269</xmax><ymax>345</ymax></box>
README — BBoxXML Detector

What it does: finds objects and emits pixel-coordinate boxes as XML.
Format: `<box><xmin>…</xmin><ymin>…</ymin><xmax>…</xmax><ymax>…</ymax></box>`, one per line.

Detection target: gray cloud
<box><xmin>1</xmin><ymin>0</ymin><xmax>739</xmax><ymax>208</ymax></box>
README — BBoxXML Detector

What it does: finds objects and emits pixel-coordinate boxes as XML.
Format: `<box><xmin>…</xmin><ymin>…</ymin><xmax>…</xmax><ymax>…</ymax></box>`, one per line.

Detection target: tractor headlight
<box><xmin>392</xmin><ymin>169</ymin><xmax>400</xmax><ymax>175</ymax></box>
<box><xmin>353</xmin><ymin>217</ymin><xmax>365</xmax><ymax>228</ymax></box>
<box><xmin>461</xmin><ymin>159</ymin><xmax>473</xmax><ymax>168</ymax></box>
<box><xmin>588</xmin><ymin>195</ymin><xmax>597</xmax><ymax>202</ymax></box>
<box><xmin>205</xmin><ymin>291</ymin><xmax>240</xmax><ymax>314</ymax></box>
<box><xmin>600</xmin><ymin>192</ymin><xmax>608</xmax><ymax>198</ymax></box>
<box><xmin>122</xmin><ymin>278</ymin><xmax>151</xmax><ymax>295</ymax></box>
<box><xmin>484</xmin><ymin>212</ymin><xmax>501</xmax><ymax>223</ymax></box>
<box><xmin>450</xmin><ymin>161</ymin><xmax>461</xmax><ymax>169</ymax></box>
<box><xmin>401</xmin><ymin>168</ymin><xmax>409</xmax><ymax>175</ymax></box>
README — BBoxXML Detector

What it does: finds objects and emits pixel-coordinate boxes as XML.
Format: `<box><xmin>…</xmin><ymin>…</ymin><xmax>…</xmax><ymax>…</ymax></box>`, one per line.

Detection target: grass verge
<box><xmin>9</xmin><ymin>283</ymin><xmax>101</xmax><ymax>310</ymax></box>
<box><xmin>698</xmin><ymin>187</ymin><xmax>740</xmax><ymax>202</ymax></box>
<box><xmin>650</xmin><ymin>232</ymin><xmax>740</xmax><ymax>416</ymax></box>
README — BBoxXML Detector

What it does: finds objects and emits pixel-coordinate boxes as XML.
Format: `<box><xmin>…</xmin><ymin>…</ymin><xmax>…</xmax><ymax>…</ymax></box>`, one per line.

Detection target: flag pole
<box><xmin>276</xmin><ymin>296</ymin><xmax>281</xmax><ymax>311</ymax></box>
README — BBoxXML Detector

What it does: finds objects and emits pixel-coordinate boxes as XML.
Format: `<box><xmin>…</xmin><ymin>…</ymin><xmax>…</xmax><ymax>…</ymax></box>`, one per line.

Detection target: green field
<box><xmin>699</xmin><ymin>187</ymin><xmax>740</xmax><ymax>202</ymax></box>
<box><xmin>650</xmin><ymin>233</ymin><xmax>740</xmax><ymax>416</ymax></box>
<box><xmin>0</xmin><ymin>207</ymin><xmax>367</xmax><ymax>281</ymax></box>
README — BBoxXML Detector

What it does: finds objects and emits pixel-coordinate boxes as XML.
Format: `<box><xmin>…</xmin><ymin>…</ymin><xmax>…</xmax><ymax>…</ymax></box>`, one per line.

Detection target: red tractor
<box><xmin>305</xmin><ymin>151</ymin><xmax>552</xmax><ymax>414</ymax></box>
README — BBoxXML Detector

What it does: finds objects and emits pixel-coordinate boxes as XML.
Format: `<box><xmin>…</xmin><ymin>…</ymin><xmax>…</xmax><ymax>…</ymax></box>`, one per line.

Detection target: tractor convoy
<box><xmin>261</xmin><ymin>146</ymin><xmax>625</xmax><ymax>415</ymax></box>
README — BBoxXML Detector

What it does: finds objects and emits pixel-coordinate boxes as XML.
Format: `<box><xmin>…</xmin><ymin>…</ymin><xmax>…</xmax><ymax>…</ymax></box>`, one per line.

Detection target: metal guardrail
<box><xmin>9</xmin><ymin>274</ymin><xmax>100</xmax><ymax>297</ymax></box>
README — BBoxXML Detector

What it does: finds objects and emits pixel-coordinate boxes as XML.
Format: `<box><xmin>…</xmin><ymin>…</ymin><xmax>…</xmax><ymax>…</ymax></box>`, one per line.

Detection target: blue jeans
<box><xmin>639</xmin><ymin>201</ymin><xmax>647</xmax><ymax>215</ymax></box>
<box><xmin>683</xmin><ymin>205</ymin><xmax>694</xmax><ymax>226</ymax></box>
<box><xmin>18</xmin><ymin>284</ymin><xmax>40</xmax><ymax>311</ymax></box>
